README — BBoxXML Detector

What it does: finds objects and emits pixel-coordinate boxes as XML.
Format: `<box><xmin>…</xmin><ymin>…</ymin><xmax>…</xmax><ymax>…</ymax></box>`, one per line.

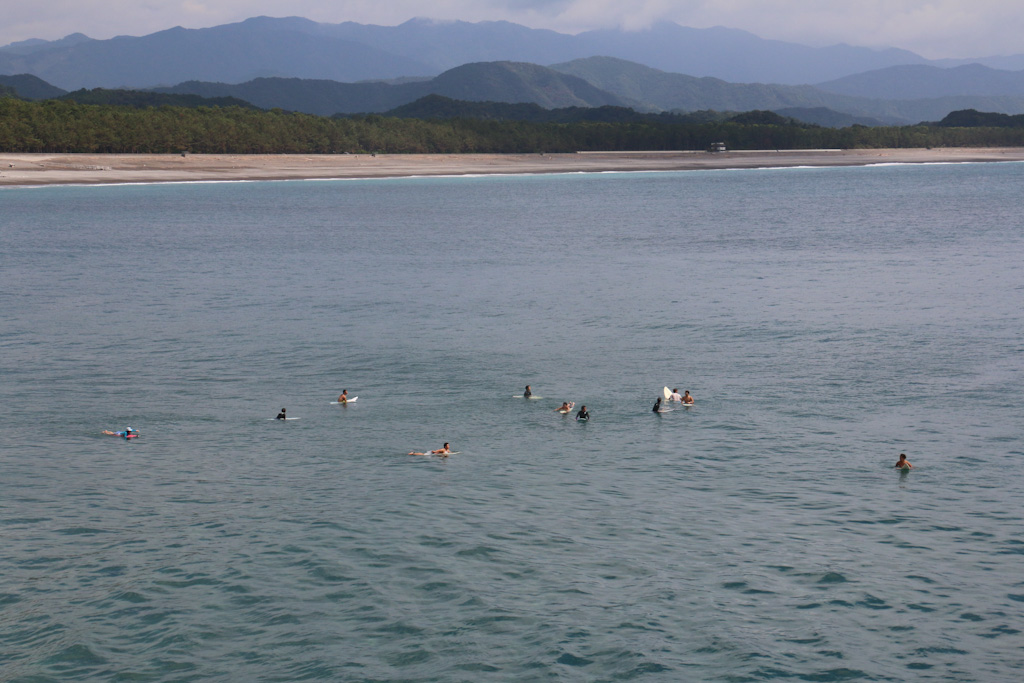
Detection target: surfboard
<box><xmin>900</xmin><ymin>465</ymin><xmax>910</xmax><ymax>472</ymax></box>
<box><xmin>270</xmin><ymin>417</ymin><xmax>301</xmax><ymax>420</ymax></box>
<box><xmin>663</xmin><ymin>386</ymin><xmax>671</xmax><ymax>400</ymax></box>
<box><xmin>513</xmin><ymin>395</ymin><xmax>544</xmax><ymax>399</ymax></box>
<box><xmin>330</xmin><ymin>396</ymin><xmax>358</xmax><ymax>404</ymax></box>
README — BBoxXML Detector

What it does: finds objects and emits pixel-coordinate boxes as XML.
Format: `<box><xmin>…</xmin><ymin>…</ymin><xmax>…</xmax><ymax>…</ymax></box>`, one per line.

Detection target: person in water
<box><xmin>409</xmin><ymin>443</ymin><xmax>452</xmax><ymax>456</ymax></box>
<box><xmin>653</xmin><ymin>397</ymin><xmax>664</xmax><ymax>413</ymax></box>
<box><xmin>276</xmin><ymin>408</ymin><xmax>287</xmax><ymax>420</ymax></box>
<box><xmin>894</xmin><ymin>453</ymin><xmax>913</xmax><ymax>469</ymax></box>
<box><xmin>669</xmin><ymin>388</ymin><xmax>683</xmax><ymax>402</ymax></box>
<box><xmin>555</xmin><ymin>401</ymin><xmax>575</xmax><ymax>413</ymax></box>
<box><xmin>682</xmin><ymin>390</ymin><xmax>694</xmax><ymax>405</ymax></box>
<box><xmin>338</xmin><ymin>390</ymin><xmax>349</xmax><ymax>404</ymax></box>
<box><xmin>576</xmin><ymin>405</ymin><xmax>590</xmax><ymax>421</ymax></box>
<box><xmin>102</xmin><ymin>427</ymin><xmax>136</xmax><ymax>438</ymax></box>
<box><xmin>524</xmin><ymin>385</ymin><xmax>532</xmax><ymax>398</ymax></box>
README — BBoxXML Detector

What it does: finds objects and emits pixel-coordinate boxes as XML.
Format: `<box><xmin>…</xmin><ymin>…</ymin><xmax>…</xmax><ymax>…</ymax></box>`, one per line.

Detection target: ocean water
<box><xmin>1</xmin><ymin>162</ymin><xmax>1022</xmax><ymax>682</ymax></box>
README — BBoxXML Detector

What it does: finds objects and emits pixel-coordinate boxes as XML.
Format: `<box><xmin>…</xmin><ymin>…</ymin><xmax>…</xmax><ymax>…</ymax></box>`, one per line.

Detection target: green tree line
<box><xmin>4</xmin><ymin>97</ymin><xmax>1024</xmax><ymax>154</ymax></box>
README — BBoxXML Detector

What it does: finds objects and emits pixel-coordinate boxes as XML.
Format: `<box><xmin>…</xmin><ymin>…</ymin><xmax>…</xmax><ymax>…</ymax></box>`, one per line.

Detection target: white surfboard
<box><xmin>513</xmin><ymin>395</ymin><xmax>544</xmax><ymax>399</ymax></box>
<box><xmin>270</xmin><ymin>417</ymin><xmax>301</xmax><ymax>420</ymax></box>
<box><xmin>663</xmin><ymin>386</ymin><xmax>671</xmax><ymax>400</ymax></box>
<box><xmin>330</xmin><ymin>396</ymin><xmax>358</xmax><ymax>404</ymax></box>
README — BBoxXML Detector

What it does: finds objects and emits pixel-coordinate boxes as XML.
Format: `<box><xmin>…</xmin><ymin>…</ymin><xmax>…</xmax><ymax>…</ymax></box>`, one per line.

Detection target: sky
<box><xmin>3</xmin><ymin>0</ymin><xmax>1023</xmax><ymax>60</ymax></box>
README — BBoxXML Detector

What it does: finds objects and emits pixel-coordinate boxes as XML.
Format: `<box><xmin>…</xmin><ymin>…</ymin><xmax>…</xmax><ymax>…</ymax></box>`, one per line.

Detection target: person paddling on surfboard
<box><xmin>555</xmin><ymin>401</ymin><xmax>574</xmax><ymax>414</ymax></box>
<box><xmin>524</xmin><ymin>385</ymin><xmax>532</xmax><ymax>398</ymax></box>
<box><xmin>409</xmin><ymin>443</ymin><xmax>452</xmax><ymax>456</ymax></box>
<box><xmin>276</xmin><ymin>408</ymin><xmax>287</xmax><ymax>420</ymax></box>
<box><xmin>576</xmin><ymin>405</ymin><xmax>590</xmax><ymax>421</ymax></box>
<box><xmin>337</xmin><ymin>390</ymin><xmax>349</xmax><ymax>404</ymax></box>
<box><xmin>894</xmin><ymin>453</ymin><xmax>912</xmax><ymax>469</ymax></box>
<box><xmin>103</xmin><ymin>427</ymin><xmax>137</xmax><ymax>439</ymax></box>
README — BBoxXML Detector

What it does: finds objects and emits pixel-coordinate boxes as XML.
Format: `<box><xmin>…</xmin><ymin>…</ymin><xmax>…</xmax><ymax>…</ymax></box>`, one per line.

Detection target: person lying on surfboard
<box><xmin>102</xmin><ymin>427</ymin><xmax>137</xmax><ymax>438</ymax></box>
<box><xmin>409</xmin><ymin>443</ymin><xmax>452</xmax><ymax>456</ymax></box>
<box><xmin>337</xmin><ymin>390</ymin><xmax>349</xmax><ymax>403</ymax></box>
<box><xmin>555</xmin><ymin>401</ymin><xmax>575</xmax><ymax>413</ymax></box>
<box><xmin>894</xmin><ymin>453</ymin><xmax>912</xmax><ymax>469</ymax></box>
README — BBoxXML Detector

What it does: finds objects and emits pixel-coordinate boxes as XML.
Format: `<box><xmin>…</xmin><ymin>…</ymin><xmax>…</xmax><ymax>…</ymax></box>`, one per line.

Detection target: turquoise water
<box><xmin>2</xmin><ymin>163</ymin><xmax>1023</xmax><ymax>681</ymax></box>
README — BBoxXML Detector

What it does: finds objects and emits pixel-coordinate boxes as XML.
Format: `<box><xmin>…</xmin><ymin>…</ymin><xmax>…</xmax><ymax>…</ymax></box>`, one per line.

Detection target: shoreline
<box><xmin>2</xmin><ymin>148</ymin><xmax>1024</xmax><ymax>187</ymax></box>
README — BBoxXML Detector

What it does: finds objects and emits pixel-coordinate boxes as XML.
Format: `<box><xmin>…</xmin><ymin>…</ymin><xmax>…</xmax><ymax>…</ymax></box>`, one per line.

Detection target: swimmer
<box><xmin>338</xmin><ymin>390</ymin><xmax>349</xmax><ymax>404</ymax></box>
<box><xmin>102</xmin><ymin>427</ymin><xmax>136</xmax><ymax>439</ymax></box>
<box><xmin>682</xmin><ymin>390</ymin><xmax>694</xmax><ymax>405</ymax></box>
<box><xmin>276</xmin><ymin>408</ymin><xmax>287</xmax><ymax>420</ymax></box>
<box><xmin>524</xmin><ymin>385</ymin><xmax>532</xmax><ymax>398</ymax></box>
<box><xmin>894</xmin><ymin>453</ymin><xmax>913</xmax><ymax>469</ymax></box>
<box><xmin>576</xmin><ymin>405</ymin><xmax>590</xmax><ymax>421</ymax></box>
<box><xmin>409</xmin><ymin>442</ymin><xmax>452</xmax><ymax>456</ymax></box>
<box><xmin>653</xmin><ymin>396</ymin><xmax>664</xmax><ymax>413</ymax></box>
<box><xmin>669</xmin><ymin>388</ymin><xmax>683</xmax><ymax>402</ymax></box>
<box><xmin>555</xmin><ymin>401</ymin><xmax>575</xmax><ymax>414</ymax></box>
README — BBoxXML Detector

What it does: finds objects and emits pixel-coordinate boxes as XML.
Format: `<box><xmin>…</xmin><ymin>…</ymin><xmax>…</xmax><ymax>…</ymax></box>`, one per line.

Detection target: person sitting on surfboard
<box><xmin>669</xmin><ymin>388</ymin><xmax>683</xmax><ymax>402</ymax></box>
<box><xmin>338</xmin><ymin>390</ymin><xmax>349</xmax><ymax>404</ymax></box>
<box><xmin>682</xmin><ymin>390</ymin><xmax>694</xmax><ymax>405</ymax></box>
<box><xmin>102</xmin><ymin>427</ymin><xmax>136</xmax><ymax>438</ymax></box>
<box><xmin>555</xmin><ymin>401</ymin><xmax>574</xmax><ymax>414</ymax></box>
<box><xmin>409</xmin><ymin>443</ymin><xmax>452</xmax><ymax>456</ymax></box>
<box><xmin>524</xmin><ymin>385</ymin><xmax>532</xmax><ymax>398</ymax></box>
<box><xmin>276</xmin><ymin>408</ymin><xmax>287</xmax><ymax>420</ymax></box>
<box><xmin>576</xmin><ymin>406</ymin><xmax>589</xmax><ymax>421</ymax></box>
<box><xmin>894</xmin><ymin>453</ymin><xmax>912</xmax><ymax>469</ymax></box>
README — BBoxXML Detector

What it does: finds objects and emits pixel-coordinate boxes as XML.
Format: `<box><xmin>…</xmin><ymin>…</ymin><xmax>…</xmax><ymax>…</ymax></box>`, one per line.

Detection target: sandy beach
<box><xmin>2</xmin><ymin>148</ymin><xmax>1023</xmax><ymax>187</ymax></box>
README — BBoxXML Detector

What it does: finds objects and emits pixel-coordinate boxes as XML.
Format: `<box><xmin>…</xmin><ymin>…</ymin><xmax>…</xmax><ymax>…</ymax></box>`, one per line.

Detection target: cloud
<box><xmin>1</xmin><ymin>0</ymin><xmax>1022</xmax><ymax>59</ymax></box>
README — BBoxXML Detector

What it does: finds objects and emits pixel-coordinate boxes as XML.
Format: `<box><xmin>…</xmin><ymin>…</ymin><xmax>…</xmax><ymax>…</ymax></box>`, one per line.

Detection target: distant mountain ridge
<box><xmin>150</xmin><ymin>57</ymin><xmax>1024</xmax><ymax>124</ymax></box>
<box><xmin>4</xmin><ymin>15</ymin><xmax>1018</xmax><ymax>91</ymax></box>
<box><xmin>154</xmin><ymin>62</ymin><xmax>633</xmax><ymax>115</ymax></box>
<box><xmin>816</xmin><ymin>63</ymin><xmax>1024</xmax><ymax>99</ymax></box>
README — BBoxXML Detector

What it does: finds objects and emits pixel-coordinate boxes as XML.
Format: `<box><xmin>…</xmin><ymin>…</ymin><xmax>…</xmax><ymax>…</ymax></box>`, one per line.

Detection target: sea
<box><xmin>1</xmin><ymin>161</ymin><xmax>1022</xmax><ymax>682</ymax></box>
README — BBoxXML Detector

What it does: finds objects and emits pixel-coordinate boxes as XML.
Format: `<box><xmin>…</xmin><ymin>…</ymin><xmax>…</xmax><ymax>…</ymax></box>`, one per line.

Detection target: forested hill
<box><xmin>3</xmin><ymin>96</ymin><xmax>1024</xmax><ymax>154</ymax></box>
<box><xmin>59</xmin><ymin>88</ymin><xmax>258</xmax><ymax>109</ymax></box>
<box><xmin>933</xmin><ymin>108</ymin><xmax>1024</xmax><ymax>127</ymax></box>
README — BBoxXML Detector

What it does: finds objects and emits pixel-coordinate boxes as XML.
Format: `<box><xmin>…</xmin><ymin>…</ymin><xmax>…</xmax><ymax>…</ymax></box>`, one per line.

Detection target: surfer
<box><xmin>524</xmin><ymin>385</ymin><xmax>532</xmax><ymax>398</ymax></box>
<box><xmin>409</xmin><ymin>443</ymin><xmax>452</xmax><ymax>456</ymax></box>
<box><xmin>669</xmin><ymin>388</ymin><xmax>683</xmax><ymax>402</ymax></box>
<box><xmin>894</xmin><ymin>453</ymin><xmax>913</xmax><ymax>469</ymax></box>
<box><xmin>682</xmin><ymin>390</ymin><xmax>694</xmax><ymax>405</ymax></box>
<box><xmin>576</xmin><ymin>405</ymin><xmax>590</xmax><ymax>421</ymax></box>
<box><xmin>555</xmin><ymin>401</ymin><xmax>575</xmax><ymax>414</ymax></box>
<box><xmin>337</xmin><ymin>390</ymin><xmax>349</xmax><ymax>404</ymax></box>
<box><xmin>102</xmin><ymin>427</ymin><xmax>136</xmax><ymax>438</ymax></box>
<box><xmin>276</xmin><ymin>408</ymin><xmax>287</xmax><ymax>420</ymax></box>
<box><xmin>653</xmin><ymin>397</ymin><xmax>664</xmax><ymax>413</ymax></box>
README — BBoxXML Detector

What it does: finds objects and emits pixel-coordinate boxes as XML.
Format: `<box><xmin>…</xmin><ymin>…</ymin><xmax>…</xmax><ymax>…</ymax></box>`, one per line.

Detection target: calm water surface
<box><xmin>2</xmin><ymin>162</ymin><xmax>1023</xmax><ymax>681</ymax></box>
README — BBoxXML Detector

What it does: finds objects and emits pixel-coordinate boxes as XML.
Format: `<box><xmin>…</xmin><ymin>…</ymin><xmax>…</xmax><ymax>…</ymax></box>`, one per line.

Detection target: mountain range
<box><xmin>5</xmin><ymin>17</ymin><xmax>1024</xmax><ymax>126</ymax></box>
<box><xmin>5</xmin><ymin>16</ymin><xmax>1024</xmax><ymax>91</ymax></box>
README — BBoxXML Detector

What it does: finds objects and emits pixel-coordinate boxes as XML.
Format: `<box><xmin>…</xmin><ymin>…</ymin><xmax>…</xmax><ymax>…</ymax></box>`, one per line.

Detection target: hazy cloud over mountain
<box><xmin>3</xmin><ymin>0</ymin><xmax>1023</xmax><ymax>60</ymax></box>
